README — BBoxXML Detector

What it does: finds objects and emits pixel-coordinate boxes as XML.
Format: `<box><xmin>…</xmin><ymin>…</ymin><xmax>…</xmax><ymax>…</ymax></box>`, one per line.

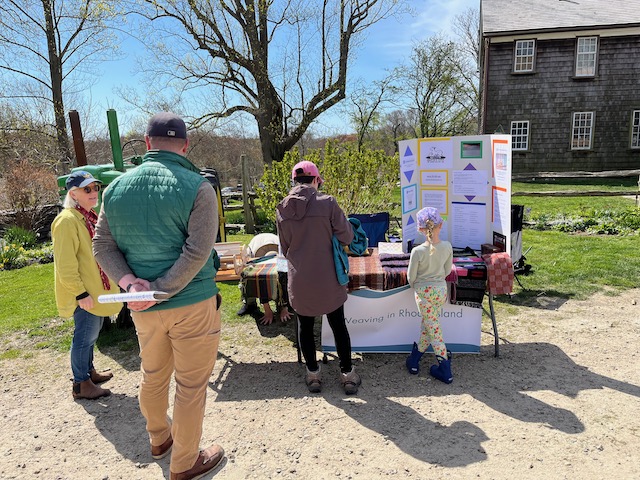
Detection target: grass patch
<box><xmin>0</xmin><ymin>263</ymin><xmax>58</xmax><ymax>335</ymax></box>
<box><xmin>0</xmin><ymin>236</ymin><xmax>261</xmax><ymax>358</ymax></box>
<box><xmin>507</xmin><ymin>229</ymin><xmax>640</xmax><ymax>303</ymax></box>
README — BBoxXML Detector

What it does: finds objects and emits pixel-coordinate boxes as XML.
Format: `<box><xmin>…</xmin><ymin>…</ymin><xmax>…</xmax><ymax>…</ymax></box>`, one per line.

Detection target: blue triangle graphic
<box><xmin>407</xmin><ymin>215</ymin><xmax>415</xmax><ymax>225</ymax></box>
<box><xmin>403</xmin><ymin>146</ymin><xmax>414</xmax><ymax>157</ymax></box>
<box><xmin>464</xmin><ymin>163</ymin><xmax>476</xmax><ymax>170</ymax></box>
<box><xmin>465</xmin><ymin>195</ymin><xmax>475</xmax><ymax>201</ymax></box>
<box><xmin>404</xmin><ymin>170</ymin><xmax>413</xmax><ymax>182</ymax></box>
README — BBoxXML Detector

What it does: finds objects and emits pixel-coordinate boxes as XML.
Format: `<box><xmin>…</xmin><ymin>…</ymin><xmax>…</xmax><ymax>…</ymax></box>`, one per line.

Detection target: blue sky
<box><xmin>87</xmin><ymin>0</ymin><xmax>478</xmax><ymax>136</ymax></box>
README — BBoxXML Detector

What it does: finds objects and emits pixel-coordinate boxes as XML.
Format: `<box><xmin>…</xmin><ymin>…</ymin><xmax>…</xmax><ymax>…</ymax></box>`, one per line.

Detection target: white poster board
<box><xmin>321</xmin><ymin>286</ymin><xmax>481</xmax><ymax>354</ymax></box>
<box><xmin>398</xmin><ymin>135</ymin><xmax>512</xmax><ymax>254</ymax></box>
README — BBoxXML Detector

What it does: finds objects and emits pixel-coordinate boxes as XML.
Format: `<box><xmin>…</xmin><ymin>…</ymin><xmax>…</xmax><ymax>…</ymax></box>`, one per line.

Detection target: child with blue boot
<box><xmin>406</xmin><ymin>207</ymin><xmax>454</xmax><ymax>383</ymax></box>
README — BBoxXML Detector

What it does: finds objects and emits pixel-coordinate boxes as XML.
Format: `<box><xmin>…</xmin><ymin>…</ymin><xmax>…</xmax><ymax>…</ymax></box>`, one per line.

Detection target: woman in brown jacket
<box><xmin>276</xmin><ymin>161</ymin><xmax>361</xmax><ymax>395</ymax></box>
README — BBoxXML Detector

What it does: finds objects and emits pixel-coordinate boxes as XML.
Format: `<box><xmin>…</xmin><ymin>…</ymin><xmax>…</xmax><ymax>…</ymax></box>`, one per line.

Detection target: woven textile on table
<box><xmin>482</xmin><ymin>252</ymin><xmax>514</xmax><ymax>295</ymax></box>
<box><xmin>241</xmin><ymin>262</ymin><xmax>280</xmax><ymax>302</ymax></box>
<box><xmin>451</xmin><ymin>255</ymin><xmax>487</xmax><ymax>308</ymax></box>
<box><xmin>347</xmin><ymin>249</ymin><xmax>385</xmax><ymax>291</ymax></box>
<box><xmin>378</xmin><ymin>252</ymin><xmax>410</xmax><ymax>290</ymax></box>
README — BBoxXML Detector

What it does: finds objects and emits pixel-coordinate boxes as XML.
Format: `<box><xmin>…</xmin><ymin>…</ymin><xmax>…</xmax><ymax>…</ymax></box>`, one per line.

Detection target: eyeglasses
<box><xmin>82</xmin><ymin>184</ymin><xmax>101</xmax><ymax>193</ymax></box>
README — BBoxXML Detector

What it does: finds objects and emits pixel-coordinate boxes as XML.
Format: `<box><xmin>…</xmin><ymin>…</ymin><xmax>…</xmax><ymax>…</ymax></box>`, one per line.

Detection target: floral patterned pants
<box><xmin>414</xmin><ymin>285</ymin><xmax>448</xmax><ymax>357</ymax></box>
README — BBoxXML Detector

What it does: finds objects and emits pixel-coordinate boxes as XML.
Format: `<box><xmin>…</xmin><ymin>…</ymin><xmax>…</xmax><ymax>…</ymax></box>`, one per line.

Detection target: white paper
<box><xmin>98</xmin><ymin>291</ymin><xmax>169</xmax><ymax>303</ymax></box>
<box><xmin>420</xmin><ymin>189</ymin><xmax>448</xmax><ymax>214</ymax></box>
<box><xmin>421</xmin><ymin>170</ymin><xmax>447</xmax><ymax>186</ymax></box>
<box><xmin>451</xmin><ymin>202</ymin><xmax>486</xmax><ymax>250</ymax></box>
<box><xmin>453</xmin><ymin>170</ymin><xmax>488</xmax><ymax>197</ymax></box>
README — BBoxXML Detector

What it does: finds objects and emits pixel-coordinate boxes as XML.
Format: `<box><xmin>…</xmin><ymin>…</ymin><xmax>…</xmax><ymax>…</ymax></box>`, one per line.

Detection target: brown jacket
<box><xmin>276</xmin><ymin>185</ymin><xmax>354</xmax><ymax>317</ymax></box>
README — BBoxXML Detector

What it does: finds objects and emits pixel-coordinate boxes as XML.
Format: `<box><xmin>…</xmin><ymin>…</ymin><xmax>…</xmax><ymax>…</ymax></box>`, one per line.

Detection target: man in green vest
<box><xmin>93</xmin><ymin>112</ymin><xmax>224</xmax><ymax>480</ymax></box>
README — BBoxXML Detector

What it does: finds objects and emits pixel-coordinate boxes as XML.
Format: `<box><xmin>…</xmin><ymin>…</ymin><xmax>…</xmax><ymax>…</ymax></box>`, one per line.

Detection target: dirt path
<box><xmin>1</xmin><ymin>289</ymin><xmax>640</xmax><ymax>479</ymax></box>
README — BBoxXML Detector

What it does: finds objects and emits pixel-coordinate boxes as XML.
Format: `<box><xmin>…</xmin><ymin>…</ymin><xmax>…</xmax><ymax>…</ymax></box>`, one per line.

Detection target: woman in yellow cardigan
<box><xmin>52</xmin><ymin>171</ymin><xmax>122</xmax><ymax>400</ymax></box>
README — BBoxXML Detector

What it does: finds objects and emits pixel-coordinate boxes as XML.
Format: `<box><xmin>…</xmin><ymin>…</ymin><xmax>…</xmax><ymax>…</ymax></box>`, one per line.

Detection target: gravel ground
<box><xmin>1</xmin><ymin>288</ymin><xmax>639</xmax><ymax>479</ymax></box>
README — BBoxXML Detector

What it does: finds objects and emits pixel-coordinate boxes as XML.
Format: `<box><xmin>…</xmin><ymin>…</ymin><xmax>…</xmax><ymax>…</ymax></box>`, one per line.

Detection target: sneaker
<box><xmin>151</xmin><ymin>435</ymin><xmax>173</xmax><ymax>460</ymax></box>
<box><xmin>170</xmin><ymin>444</ymin><xmax>224</xmax><ymax>480</ymax></box>
<box><xmin>305</xmin><ymin>366</ymin><xmax>322</xmax><ymax>393</ymax></box>
<box><xmin>340</xmin><ymin>367</ymin><xmax>361</xmax><ymax>395</ymax></box>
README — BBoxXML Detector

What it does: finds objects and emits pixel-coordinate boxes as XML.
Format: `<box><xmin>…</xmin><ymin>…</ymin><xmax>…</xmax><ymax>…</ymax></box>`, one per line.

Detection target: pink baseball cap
<box><xmin>292</xmin><ymin>160</ymin><xmax>323</xmax><ymax>186</ymax></box>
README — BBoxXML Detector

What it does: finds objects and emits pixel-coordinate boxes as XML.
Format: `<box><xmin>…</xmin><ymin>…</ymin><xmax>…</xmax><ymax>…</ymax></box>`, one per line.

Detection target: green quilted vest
<box><xmin>103</xmin><ymin>150</ymin><xmax>219</xmax><ymax>311</ymax></box>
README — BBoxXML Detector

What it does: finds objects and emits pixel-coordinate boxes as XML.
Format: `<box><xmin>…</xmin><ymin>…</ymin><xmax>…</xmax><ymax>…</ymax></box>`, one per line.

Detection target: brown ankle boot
<box><xmin>72</xmin><ymin>379</ymin><xmax>111</xmax><ymax>400</ymax></box>
<box><xmin>90</xmin><ymin>368</ymin><xmax>113</xmax><ymax>384</ymax></box>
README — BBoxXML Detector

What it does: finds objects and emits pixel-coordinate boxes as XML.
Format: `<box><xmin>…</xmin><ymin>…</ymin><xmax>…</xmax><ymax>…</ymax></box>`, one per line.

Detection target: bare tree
<box><xmin>379</xmin><ymin>108</ymin><xmax>419</xmax><ymax>153</ymax></box>
<box><xmin>348</xmin><ymin>76</ymin><xmax>398</xmax><ymax>152</ymax></box>
<box><xmin>133</xmin><ymin>0</ymin><xmax>402</xmax><ymax>165</ymax></box>
<box><xmin>452</xmin><ymin>6</ymin><xmax>480</xmax><ymax>133</ymax></box>
<box><xmin>399</xmin><ymin>33</ymin><xmax>477</xmax><ymax>138</ymax></box>
<box><xmin>0</xmin><ymin>1</ymin><xmax>122</xmax><ymax>173</ymax></box>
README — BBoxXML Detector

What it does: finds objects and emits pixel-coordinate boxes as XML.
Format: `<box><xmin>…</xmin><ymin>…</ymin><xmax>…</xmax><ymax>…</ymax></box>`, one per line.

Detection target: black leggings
<box><xmin>298</xmin><ymin>305</ymin><xmax>352</xmax><ymax>373</ymax></box>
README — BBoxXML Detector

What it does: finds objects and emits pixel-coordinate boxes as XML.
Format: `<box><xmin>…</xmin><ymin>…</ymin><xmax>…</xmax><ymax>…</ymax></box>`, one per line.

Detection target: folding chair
<box><xmin>349</xmin><ymin>212</ymin><xmax>390</xmax><ymax>247</ymax></box>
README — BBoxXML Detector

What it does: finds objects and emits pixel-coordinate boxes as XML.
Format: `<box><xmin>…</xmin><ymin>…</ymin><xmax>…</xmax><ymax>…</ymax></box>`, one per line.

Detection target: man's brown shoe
<box><xmin>72</xmin><ymin>379</ymin><xmax>111</xmax><ymax>400</ymax></box>
<box><xmin>90</xmin><ymin>368</ymin><xmax>113</xmax><ymax>384</ymax></box>
<box><xmin>170</xmin><ymin>444</ymin><xmax>224</xmax><ymax>480</ymax></box>
<box><xmin>151</xmin><ymin>435</ymin><xmax>173</xmax><ymax>460</ymax></box>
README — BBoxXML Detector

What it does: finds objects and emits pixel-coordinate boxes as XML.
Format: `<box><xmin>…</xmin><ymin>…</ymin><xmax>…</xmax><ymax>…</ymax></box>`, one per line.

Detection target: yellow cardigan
<box><xmin>52</xmin><ymin>208</ymin><xmax>122</xmax><ymax>318</ymax></box>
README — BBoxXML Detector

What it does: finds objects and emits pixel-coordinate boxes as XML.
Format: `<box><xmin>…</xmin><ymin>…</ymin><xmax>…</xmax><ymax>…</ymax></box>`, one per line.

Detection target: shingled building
<box><xmin>480</xmin><ymin>0</ymin><xmax>640</xmax><ymax>173</ymax></box>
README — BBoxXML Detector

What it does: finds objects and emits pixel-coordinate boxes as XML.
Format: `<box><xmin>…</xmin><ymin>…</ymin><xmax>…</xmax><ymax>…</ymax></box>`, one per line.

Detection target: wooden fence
<box><xmin>511</xmin><ymin>169</ymin><xmax>640</xmax><ymax>205</ymax></box>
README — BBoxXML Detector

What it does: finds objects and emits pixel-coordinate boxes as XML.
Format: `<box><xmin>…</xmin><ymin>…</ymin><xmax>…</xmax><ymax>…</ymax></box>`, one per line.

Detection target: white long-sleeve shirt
<box><xmin>407</xmin><ymin>241</ymin><xmax>453</xmax><ymax>288</ymax></box>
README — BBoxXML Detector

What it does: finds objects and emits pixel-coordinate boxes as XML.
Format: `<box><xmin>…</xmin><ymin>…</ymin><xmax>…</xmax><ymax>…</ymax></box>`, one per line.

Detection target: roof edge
<box><xmin>483</xmin><ymin>22</ymin><xmax>640</xmax><ymax>37</ymax></box>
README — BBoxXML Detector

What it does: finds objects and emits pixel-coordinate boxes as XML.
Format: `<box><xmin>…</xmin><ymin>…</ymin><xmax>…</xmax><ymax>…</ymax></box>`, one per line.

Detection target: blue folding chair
<box><xmin>348</xmin><ymin>212</ymin><xmax>390</xmax><ymax>247</ymax></box>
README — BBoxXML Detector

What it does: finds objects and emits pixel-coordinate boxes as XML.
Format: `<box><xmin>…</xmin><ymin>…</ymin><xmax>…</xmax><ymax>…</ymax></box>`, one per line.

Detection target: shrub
<box><xmin>1</xmin><ymin>159</ymin><xmax>59</xmax><ymax>231</ymax></box>
<box><xmin>257</xmin><ymin>142</ymin><xmax>399</xmax><ymax>225</ymax></box>
<box><xmin>3</xmin><ymin>225</ymin><xmax>38</xmax><ymax>248</ymax></box>
<box><xmin>22</xmin><ymin>243</ymin><xmax>54</xmax><ymax>265</ymax></box>
<box><xmin>0</xmin><ymin>240</ymin><xmax>27</xmax><ymax>270</ymax></box>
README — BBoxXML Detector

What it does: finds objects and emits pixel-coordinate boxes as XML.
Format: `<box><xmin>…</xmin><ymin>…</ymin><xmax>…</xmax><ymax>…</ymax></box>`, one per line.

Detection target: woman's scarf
<box><xmin>75</xmin><ymin>205</ymin><xmax>111</xmax><ymax>290</ymax></box>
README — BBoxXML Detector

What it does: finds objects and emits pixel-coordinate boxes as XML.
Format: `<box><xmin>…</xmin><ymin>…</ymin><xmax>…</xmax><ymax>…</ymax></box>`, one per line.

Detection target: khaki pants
<box><xmin>132</xmin><ymin>296</ymin><xmax>221</xmax><ymax>473</ymax></box>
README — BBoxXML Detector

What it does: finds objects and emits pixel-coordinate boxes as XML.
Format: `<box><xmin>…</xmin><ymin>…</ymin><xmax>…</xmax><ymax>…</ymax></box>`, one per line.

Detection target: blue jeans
<box><xmin>70</xmin><ymin>307</ymin><xmax>104</xmax><ymax>383</ymax></box>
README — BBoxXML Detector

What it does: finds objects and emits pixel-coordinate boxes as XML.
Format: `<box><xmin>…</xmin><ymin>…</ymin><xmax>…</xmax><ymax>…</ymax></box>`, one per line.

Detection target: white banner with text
<box><xmin>321</xmin><ymin>285</ymin><xmax>481</xmax><ymax>353</ymax></box>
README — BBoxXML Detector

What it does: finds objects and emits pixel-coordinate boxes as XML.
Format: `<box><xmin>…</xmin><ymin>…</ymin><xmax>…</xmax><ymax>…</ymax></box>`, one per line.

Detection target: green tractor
<box><xmin>57</xmin><ymin>109</ymin><xmax>226</xmax><ymax>242</ymax></box>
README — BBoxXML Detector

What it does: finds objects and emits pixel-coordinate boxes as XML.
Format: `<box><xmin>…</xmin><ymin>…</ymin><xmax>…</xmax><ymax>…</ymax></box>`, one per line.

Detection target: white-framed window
<box><xmin>514</xmin><ymin>39</ymin><xmax>536</xmax><ymax>72</ymax></box>
<box><xmin>632</xmin><ymin>111</ymin><xmax>640</xmax><ymax>149</ymax></box>
<box><xmin>572</xmin><ymin>112</ymin><xmax>594</xmax><ymax>150</ymax></box>
<box><xmin>510</xmin><ymin>121</ymin><xmax>530</xmax><ymax>150</ymax></box>
<box><xmin>575</xmin><ymin>36</ymin><xmax>598</xmax><ymax>77</ymax></box>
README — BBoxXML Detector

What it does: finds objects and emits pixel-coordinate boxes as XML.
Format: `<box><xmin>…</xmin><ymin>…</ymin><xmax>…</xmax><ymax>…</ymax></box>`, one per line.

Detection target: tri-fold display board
<box><xmin>398</xmin><ymin>135</ymin><xmax>512</xmax><ymax>256</ymax></box>
<box><xmin>321</xmin><ymin>135</ymin><xmax>513</xmax><ymax>354</ymax></box>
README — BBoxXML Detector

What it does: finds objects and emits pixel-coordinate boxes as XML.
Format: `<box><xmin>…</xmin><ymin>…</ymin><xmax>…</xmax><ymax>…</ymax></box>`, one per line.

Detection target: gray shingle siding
<box><xmin>483</xmin><ymin>36</ymin><xmax>640</xmax><ymax>173</ymax></box>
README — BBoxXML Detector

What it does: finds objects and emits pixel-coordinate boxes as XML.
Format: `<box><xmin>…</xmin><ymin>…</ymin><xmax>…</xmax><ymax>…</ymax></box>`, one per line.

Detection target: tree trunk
<box><xmin>43</xmin><ymin>0</ymin><xmax>72</xmax><ymax>174</ymax></box>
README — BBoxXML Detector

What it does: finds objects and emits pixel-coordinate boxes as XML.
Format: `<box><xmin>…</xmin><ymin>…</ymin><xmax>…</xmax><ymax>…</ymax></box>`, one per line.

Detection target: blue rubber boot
<box><xmin>430</xmin><ymin>354</ymin><xmax>453</xmax><ymax>384</ymax></box>
<box><xmin>406</xmin><ymin>342</ymin><xmax>424</xmax><ymax>375</ymax></box>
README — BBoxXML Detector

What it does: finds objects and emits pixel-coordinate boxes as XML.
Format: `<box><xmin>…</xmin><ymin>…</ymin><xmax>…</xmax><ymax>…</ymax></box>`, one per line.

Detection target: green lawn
<box><xmin>2</xmin><ymin>185</ymin><xmax>639</xmax><ymax>357</ymax></box>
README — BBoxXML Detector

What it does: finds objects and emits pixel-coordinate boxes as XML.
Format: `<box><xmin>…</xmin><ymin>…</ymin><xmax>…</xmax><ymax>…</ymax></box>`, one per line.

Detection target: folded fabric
<box><xmin>348</xmin><ymin>251</ymin><xmax>384</xmax><ymax>291</ymax></box>
<box><xmin>379</xmin><ymin>252</ymin><xmax>410</xmax><ymax>262</ymax></box>
<box><xmin>482</xmin><ymin>252</ymin><xmax>514</xmax><ymax>295</ymax></box>
<box><xmin>333</xmin><ymin>217</ymin><xmax>370</xmax><ymax>286</ymax></box>
<box><xmin>332</xmin><ymin>235</ymin><xmax>350</xmax><ymax>286</ymax></box>
<box><xmin>380</xmin><ymin>260</ymin><xmax>409</xmax><ymax>268</ymax></box>
<box><xmin>347</xmin><ymin>217</ymin><xmax>369</xmax><ymax>256</ymax></box>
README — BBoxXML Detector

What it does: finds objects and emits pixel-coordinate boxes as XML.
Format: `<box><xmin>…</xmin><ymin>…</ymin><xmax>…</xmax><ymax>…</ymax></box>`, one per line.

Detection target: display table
<box><xmin>239</xmin><ymin>249</ymin><xmax>504</xmax><ymax>358</ymax></box>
